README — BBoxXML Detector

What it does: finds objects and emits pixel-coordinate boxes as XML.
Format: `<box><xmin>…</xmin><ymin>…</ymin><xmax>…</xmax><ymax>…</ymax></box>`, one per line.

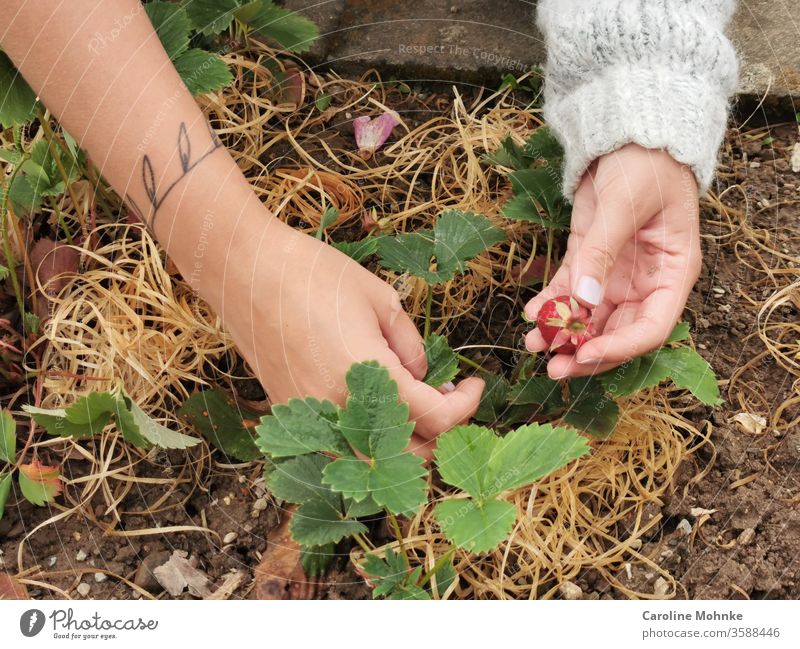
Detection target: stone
<box><xmin>558</xmin><ymin>580</ymin><xmax>583</xmax><ymax>600</ymax></box>
<box><xmin>133</xmin><ymin>550</ymin><xmax>172</xmax><ymax>593</ymax></box>
<box><xmin>76</xmin><ymin>582</ymin><xmax>91</xmax><ymax>597</ymax></box>
<box><xmin>76</xmin><ymin>549</ymin><xmax>88</xmax><ymax>561</ymax></box>
<box><xmin>223</xmin><ymin>532</ymin><xmax>238</xmax><ymax>545</ymax></box>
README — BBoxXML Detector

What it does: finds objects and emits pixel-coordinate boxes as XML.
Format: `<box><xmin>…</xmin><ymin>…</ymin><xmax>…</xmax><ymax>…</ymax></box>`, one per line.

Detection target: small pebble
<box><xmin>558</xmin><ymin>580</ymin><xmax>583</xmax><ymax>600</ymax></box>
<box><xmin>628</xmin><ymin>538</ymin><xmax>642</xmax><ymax>550</ymax></box>
<box><xmin>222</xmin><ymin>532</ymin><xmax>238</xmax><ymax>545</ymax></box>
<box><xmin>76</xmin><ymin>582</ymin><xmax>91</xmax><ymax>597</ymax></box>
<box><xmin>677</xmin><ymin>518</ymin><xmax>692</xmax><ymax>536</ymax></box>
<box><xmin>94</xmin><ymin>573</ymin><xmax>108</xmax><ymax>583</ymax></box>
<box><xmin>47</xmin><ymin>555</ymin><xmax>57</xmax><ymax>567</ymax></box>
<box><xmin>654</xmin><ymin>577</ymin><xmax>670</xmax><ymax>597</ymax></box>
<box><xmin>738</xmin><ymin>527</ymin><xmax>756</xmax><ymax>545</ymax></box>
<box><xmin>76</xmin><ymin>549</ymin><xmax>88</xmax><ymax>562</ymax></box>
<box><xmin>712</xmin><ymin>286</ymin><xmax>726</xmax><ymax>296</ymax></box>
<box><xmin>253</xmin><ymin>497</ymin><xmax>268</xmax><ymax>511</ymax></box>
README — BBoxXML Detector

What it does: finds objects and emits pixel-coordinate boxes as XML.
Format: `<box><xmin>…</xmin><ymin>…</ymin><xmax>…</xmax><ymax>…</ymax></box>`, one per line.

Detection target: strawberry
<box><xmin>536</xmin><ymin>295</ymin><xmax>595</xmax><ymax>354</ymax></box>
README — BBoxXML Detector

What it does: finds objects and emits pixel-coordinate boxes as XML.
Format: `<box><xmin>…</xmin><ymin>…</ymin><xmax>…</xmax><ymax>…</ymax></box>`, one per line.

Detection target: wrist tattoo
<box><xmin>126</xmin><ymin>121</ymin><xmax>222</xmax><ymax>233</ymax></box>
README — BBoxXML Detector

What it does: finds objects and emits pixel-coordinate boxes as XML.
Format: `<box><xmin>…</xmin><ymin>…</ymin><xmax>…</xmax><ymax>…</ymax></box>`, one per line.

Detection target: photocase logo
<box><xmin>20</xmin><ymin>609</ymin><xmax>45</xmax><ymax>637</ymax></box>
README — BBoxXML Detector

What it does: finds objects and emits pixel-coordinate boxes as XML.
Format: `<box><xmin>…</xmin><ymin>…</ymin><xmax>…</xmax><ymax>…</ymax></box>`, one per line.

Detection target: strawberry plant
<box><xmin>255</xmin><ymin>360</ymin><xmax>590</xmax><ymax>598</ymax></box>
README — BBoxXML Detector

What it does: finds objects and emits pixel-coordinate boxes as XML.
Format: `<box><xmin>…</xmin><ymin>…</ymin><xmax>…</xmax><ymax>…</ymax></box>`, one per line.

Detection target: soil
<box><xmin>1</xmin><ymin>85</ymin><xmax>799</xmax><ymax>600</ymax></box>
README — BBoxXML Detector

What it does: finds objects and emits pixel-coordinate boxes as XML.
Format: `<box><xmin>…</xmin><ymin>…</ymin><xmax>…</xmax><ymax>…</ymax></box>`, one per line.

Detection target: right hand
<box><xmin>218</xmin><ymin>220</ymin><xmax>484</xmax><ymax>459</ymax></box>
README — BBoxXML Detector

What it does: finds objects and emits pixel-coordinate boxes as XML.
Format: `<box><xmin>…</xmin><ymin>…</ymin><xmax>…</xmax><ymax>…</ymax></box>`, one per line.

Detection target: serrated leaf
<box><xmin>378</xmin><ymin>211</ymin><xmax>504</xmax><ymax>284</ymax></box>
<box><xmin>522</xmin><ymin>126</ymin><xmax>563</xmax><ymax>162</ymax></box>
<box><xmin>256</xmin><ymin>397</ymin><xmax>347</xmax><ymax>458</ymax></box>
<box><xmin>389</xmin><ymin>579</ymin><xmax>431</xmax><ymax>600</ymax></box>
<box><xmin>315</xmin><ymin>93</ymin><xmax>332</xmax><ymax>111</ymax></box>
<box><xmin>667</xmin><ymin>322</ymin><xmax>691</xmax><ymax>343</ymax></box>
<box><xmin>300</xmin><ymin>543</ymin><xmax>335</xmax><ymax>578</ymax></box>
<box><xmin>238</xmin><ymin>0</ymin><xmax>320</xmax><ymax>53</ymax></box>
<box><xmin>506</xmin><ymin>167</ymin><xmax>570</xmax><ymax>228</ymax></box>
<box><xmin>0</xmin><ymin>472</ymin><xmax>11</xmax><ymax>520</ymax></box>
<box><xmin>432</xmin><ymin>210</ymin><xmax>505</xmax><ymax>276</ymax></box>
<box><xmin>18</xmin><ymin>460</ymin><xmax>62</xmax><ymax>506</ymax></box>
<box><xmin>184</xmin><ymin>0</ymin><xmax>239</xmax><ymax>35</ymax></box>
<box><xmin>433</xmin><ymin>425</ymin><xmax>495</xmax><ymax>500</ymax></box>
<box><xmin>488</xmin><ymin>423</ymin><xmax>589</xmax><ymax>494</ymax></box>
<box><xmin>64</xmin><ymin>392</ymin><xmax>118</xmax><ymax>424</ymax></box>
<box><xmin>0</xmin><ymin>264</ymin><xmax>9</xmax><ymax>282</ymax></box>
<box><xmin>432</xmin><ymin>555</ymin><xmax>457</xmax><ymax>598</ymax></box>
<box><xmin>473</xmin><ymin>373</ymin><xmax>510</xmax><ymax>423</ymax></box>
<box><xmin>265</xmin><ymin>453</ymin><xmax>337</xmax><ymax>507</ymax></box>
<box><xmin>665</xmin><ymin>347</ymin><xmax>722</xmax><ymax>406</ymax></box>
<box><xmin>145</xmin><ymin>1</ymin><xmax>191</xmax><ymax>60</ymax></box>
<box><xmin>0</xmin><ymin>52</ymin><xmax>38</xmax><ymax>128</ymax></box>
<box><xmin>0</xmin><ymin>411</ymin><xmax>16</xmax><ymax>464</ymax></box>
<box><xmin>178</xmin><ymin>389</ymin><xmax>260</xmax><ymax>461</ymax></box>
<box><xmin>337</xmin><ymin>361</ymin><xmax>414</xmax><ymax>459</ymax></box>
<box><xmin>173</xmin><ymin>49</ymin><xmax>233</xmax><ymax>95</ymax></box>
<box><xmin>362</xmin><ymin>548</ymin><xmax>409</xmax><ymax>599</ymax></box>
<box><xmin>563</xmin><ymin>376</ymin><xmax>619</xmax><ymax>438</ymax></box>
<box><xmin>483</xmin><ymin>135</ymin><xmax>528</xmax><ymax>170</ymax></box>
<box><xmin>424</xmin><ymin>335</ymin><xmax>458</xmax><ymax>388</ymax></box>
<box><xmin>290</xmin><ymin>498</ymin><xmax>368</xmax><ymax>546</ymax></box>
<box><xmin>114</xmin><ymin>400</ymin><xmax>152</xmax><ymax>449</ymax></box>
<box><xmin>125</xmin><ymin>396</ymin><xmax>200</xmax><ymax>449</ymax></box>
<box><xmin>24</xmin><ymin>401</ymin><xmax>113</xmax><ymax>439</ymax></box>
<box><xmin>323</xmin><ymin>453</ymin><xmax>427</xmax><ymax>516</ymax></box>
<box><xmin>331</xmin><ymin>237</ymin><xmax>380</xmax><ymax>263</ymax></box>
<box><xmin>507</xmin><ymin>375</ymin><xmax>563</xmax><ymax>412</ymax></box>
<box><xmin>434</xmin><ymin>498</ymin><xmax>516</xmax><ymax>553</ymax></box>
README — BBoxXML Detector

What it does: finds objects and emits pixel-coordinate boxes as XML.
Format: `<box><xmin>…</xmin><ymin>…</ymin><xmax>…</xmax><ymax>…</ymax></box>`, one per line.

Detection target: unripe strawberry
<box><xmin>536</xmin><ymin>295</ymin><xmax>595</xmax><ymax>354</ymax></box>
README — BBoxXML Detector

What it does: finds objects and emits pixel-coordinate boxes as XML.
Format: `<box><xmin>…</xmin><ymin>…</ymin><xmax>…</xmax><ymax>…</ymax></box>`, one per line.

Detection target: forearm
<box><xmin>536</xmin><ymin>0</ymin><xmax>739</xmax><ymax>201</ymax></box>
<box><xmin>0</xmin><ymin>0</ymin><xmax>284</xmax><ymax>310</ymax></box>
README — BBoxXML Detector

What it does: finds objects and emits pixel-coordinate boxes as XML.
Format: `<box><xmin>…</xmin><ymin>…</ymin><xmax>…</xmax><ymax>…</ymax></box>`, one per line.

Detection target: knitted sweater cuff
<box><xmin>543</xmin><ymin>64</ymin><xmax>733</xmax><ymax>202</ymax></box>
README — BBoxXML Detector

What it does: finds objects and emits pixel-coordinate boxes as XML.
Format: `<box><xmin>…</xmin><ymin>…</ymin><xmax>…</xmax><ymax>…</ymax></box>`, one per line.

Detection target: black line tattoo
<box><xmin>125</xmin><ymin>121</ymin><xmax>223</xmax><ymax>233</ymax></box>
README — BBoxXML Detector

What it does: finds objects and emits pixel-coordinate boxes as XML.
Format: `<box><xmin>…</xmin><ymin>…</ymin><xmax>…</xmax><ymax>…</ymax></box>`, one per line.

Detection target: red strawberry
<box><xmin>536</xmin><ymin>295</ymin><xmax>595</xmax><ymax>354</ymax></box>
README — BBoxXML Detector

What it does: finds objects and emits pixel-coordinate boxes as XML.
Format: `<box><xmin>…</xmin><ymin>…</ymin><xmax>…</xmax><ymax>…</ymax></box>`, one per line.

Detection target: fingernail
<box><xmin>576</xmin><ymin>276</ymin><xmax>603</xmax><ymax>306</ymax></box>
<box><xmin>441</xmin><ymin>381</ymin><xmax>456</xmax><ymax>393</ymax></box>
<box><xmin>576</xmin><ymin>356</ymin><xmax>599</xmax><ymax>365</ymax></box>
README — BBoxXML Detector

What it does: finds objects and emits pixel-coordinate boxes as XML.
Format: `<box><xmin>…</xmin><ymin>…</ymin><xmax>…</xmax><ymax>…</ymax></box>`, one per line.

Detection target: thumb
<box><xmin>570</xmin><ymin>192</ymin><xmax>638</xmax><ymax>308</ymax></box>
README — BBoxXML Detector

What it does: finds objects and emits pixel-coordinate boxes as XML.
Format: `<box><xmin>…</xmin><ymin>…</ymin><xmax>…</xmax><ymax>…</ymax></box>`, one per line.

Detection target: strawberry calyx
<box><xmin>535</xmin><ymin>295</ymin><xmax>596</xmax><ymax>354</ymax></box>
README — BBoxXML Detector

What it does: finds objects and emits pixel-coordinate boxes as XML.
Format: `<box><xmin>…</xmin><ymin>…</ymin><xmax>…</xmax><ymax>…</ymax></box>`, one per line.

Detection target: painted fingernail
<box><xmin>576</xmin><ymin>276</ymin><xmax>603</xmax><ymax>306</ymax></box>
<box><xmin>441</xmin><ymin>381</ymin><xmax>456</xmax><ymax>393</ymax></box>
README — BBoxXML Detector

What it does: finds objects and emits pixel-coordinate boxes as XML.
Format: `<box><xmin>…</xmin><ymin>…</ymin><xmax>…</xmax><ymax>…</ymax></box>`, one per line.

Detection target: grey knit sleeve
<box><xmin>535</xmin><ymin>0</ymin><xmax>740</xmax><ymax>201</ymax></box>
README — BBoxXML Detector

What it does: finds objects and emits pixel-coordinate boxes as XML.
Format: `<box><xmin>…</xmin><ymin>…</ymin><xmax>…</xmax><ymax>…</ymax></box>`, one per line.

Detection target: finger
<box><xmin>407</xmin><ymin>433</ymin><xmax>434</xmax><ymax>461</ymax></box>
<box><xmin>376</xmin><ymin>291</ymin><xmax>428</xmax><ymax>381</ymax></box>
<box><xmin>523</xmin><ymin>264</ymin><xmax>571</xmax><ymax>322</ymax></box>
<box><xmin>570</xmin><ymin>184</ymin><xmax>640</xmax><ymax>308</ymax></box>
<box><xmin>546</xmin><ymin>353</ymin><xmax>620</xmax><ymax>379</ymax></box>
<box><xmin>525</xmin><ymin>327</ymin><xmax>548</xmax><ymax>353</ymax></box>
<box><xmin>574</xmin><ymin>288</ymin><xmax>685</xmax><ymax>364</ymax></box>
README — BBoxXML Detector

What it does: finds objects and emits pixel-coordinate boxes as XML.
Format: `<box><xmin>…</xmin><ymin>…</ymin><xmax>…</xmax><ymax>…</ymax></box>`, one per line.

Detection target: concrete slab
<box><xmin>285</xmin><ymin>0</ymin><xmax>799</xmax><ymax>103</ymax></box>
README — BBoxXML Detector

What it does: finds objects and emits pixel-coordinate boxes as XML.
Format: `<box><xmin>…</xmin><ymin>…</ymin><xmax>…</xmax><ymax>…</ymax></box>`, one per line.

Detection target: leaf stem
<box><xmin>417</xmin><ymin>546</ymin><xmax>456</xmax><ymax>589</ymax></box>
<box><xmin>38</xmin><ymin>111</ymin><xmax>83</xmax><ymax>235</ymax></box>
<box><xmin>423</xmin><ymin>285</ymin><xmax>433</xmax><ymax>340</ymax></box>
<box><xmin>456</xmin><ymin>353</ymin><xmax>490</xmax><ymax>374</ymax></box>
<box><xmin>542</xmin><ymin>227</ymin><xmax>553</xmax><ymax>286</ymax></box>
<box><xmin>386</xmin><ymin>510</ymin><xmax>409</xmax><ymax>568</ymax></box>
<box><xmin>352</xmin><ymin>532</ymin><xmax>373</xmax><ymax>555</ymax></box>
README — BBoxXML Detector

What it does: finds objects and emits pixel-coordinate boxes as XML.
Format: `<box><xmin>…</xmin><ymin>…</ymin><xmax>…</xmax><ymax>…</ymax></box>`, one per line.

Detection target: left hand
<box><xmin>524</xmin><ymin>143</ymin><xmax>702</xmax><ymax>379</ymax></box>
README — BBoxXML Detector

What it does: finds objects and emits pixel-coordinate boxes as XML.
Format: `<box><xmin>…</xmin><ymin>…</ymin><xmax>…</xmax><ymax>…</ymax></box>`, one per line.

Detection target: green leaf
<box><xmin>64</xmin><ymin>392</ymin><xmax>118</xmax><ymax>424</ymax></box>
<box><xmin>24</xmin><ymin>397</ymin><xmax>113</xmax><ymax>439</ymax></box>
<box><xmin>522</xmin><ymin>126</ymin><xmax>564</xmax><ymax>162</ymax></box>
<box><xmin>389</xmin><ymin>579</ymin><xmax>431</xmax><ymax>600</ymax></box>
<box><xmin>291</xmin><ymin>498</ymin><xmax>368</xmax><ymax>546</ymax></box>
<box><xmin>377</xmin><ymin>210</ymin><xmax>505</xmax><ymax>284</ymax></box>
<box><xmin>18</xmin><ymin>463</ymin><xmax>61</xmax><ymax>506</ymax></box>
<box><xmin>266</xmin><ymin>454</ymin><xmax>337</xmax><ymax>507</ymax></box>
<box><xmin>432</xmin><ymin>210</ymin><xmax>505</xmax><ymax>276</ymax></box>
<box><xmin>238</xmin><ymin>0</ymin><xmax>320</xmax><ymax>53</ymax></box>
<box><xmin>331</xmin><ymin>238</ymin><xmax>380</xmax><ymax>263</ymax></box>
<box><xmin>315</xmin><ymin>93</ymin><xmax>332</xmax><ymax>111</ymax></box>
<box><xmin>22</xmin><ymin>311</ymin><xmax>41</xmax><ymax>335</ymax></box>
<box><xmin>124</xmin><ymin>396</ymin><xmax>200</xmax><ymax>449</ymax></box>
<box><xmin>483</xmin><ymin>135</ymin><xmax>527</xmax><ymax>170</ymax></box>
<box><xmin>362</xmin><ymin>548</ymin><xmax>409</xmax><ymax>599</ymax></box>
<box><xmin>144</xmin><ymin>1</ymin><xmax>192</xmax><ymax>60</ymax></box>
<box><xmin>323</xmin><ymin>453</ymin><xmax>427</xmax><ymax>516</ymax></box>
<box><xmin>473</xmin><ymin>373</ymin><xmax>510</xmax><ymax>423</ymax></box>
<box><xmin>667</xmin><ymin>322</ymin><xmax>691</xmax><ymax>343</ymax></box>
<box><xmin>114</xmin><ymin>400</ymin><xmax>153</xmax><ymax>449</ymax></box>
<box><xmin>0</xmin><ymin>52</ymin><xmax>38</xmax><ymax>128</ymax></box>
<box><xmin>0</xmin><ymin>472</ymin><xmax>11</xmax><ymax>520</ymax></box>
<box><xmin>256</xmin><ymin>397</ymin><xmax>348</xmax><ymax>458</ymax></box>
<box><xmin>337</xmin><ymin>361</ymin><xmax>414</xmax><ymax>459</ymax></box>
<box><xmin>424</xmin><ymin>335</ymin><xmax>458</xmax><ymax>388</ymax></box>
<box><xmin>0</xmin><ymin>411</ymin><xmax>16</xmax><ymax>464</ymax></box>
<box><xmin>487</xmin><ymin>423</ymin><xmax>589</xmax><ymax>494</ymax></box>
<box><xmin>563</xmin><ymin>376</ymin><xmax>619</xmax><ymax>438</ymax></box>
<box><xmin>434</xmin><ymin>425</ymin><xmax>495</xmax><ymax>500</ymax></box>
<box><xmin>434</xmin><ymin>498</ymin><xmax>516</xmax><ymax>553</ymax></box>
<box><xmin>344</xmin><ymin>494</ymin><xmax>382</xmax><ymax>519</ymax></box>
<box><xmin>300</xmin><ymin>543</ymin><xmax>335</xmax><ymax>577</ymax></box>
<box><xmin>0</xmin><ymin>264</ymin><xmax>9</xmax><ymax>282</ymax></box>
<box><xmin>506</xmin><ymin>167</ymin><xmax>570</xmax><ymax>228</ymax></box>
<box><xmin>507</xmin><ymin>375</ymin><xmax>563</xmax><ymax>412</ymax></box>
<box><xmin>318</xmin><ymin>205</ymin><xmax>339</xmax><ymax>232</ymax></box>
<box><xmin>431</xmin><ymin>555</ymin><xmax>457</xmax><ymax>597</ymax></box>
<box><xmin>184</xmin><ymin>0</ymin><xmax>239</xmax><ymax>35</ymax></box>
<box><xmin>173</xmin><ymin>49</ymin><xmax>233</xmax><ymax>95</ymax></box>
<box><xmin>178</xmin><ymin>389</ymin><xmax>261</xmax><ymax>461</ymax></box>
<box><xmin>664</xmin><ymin>347</ymin><xmax>722</xmax><ymax>406</ymax></box>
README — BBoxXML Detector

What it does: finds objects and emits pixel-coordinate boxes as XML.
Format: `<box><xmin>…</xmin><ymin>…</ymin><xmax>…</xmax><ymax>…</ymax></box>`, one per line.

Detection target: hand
<box><xmin>222</xmin><ymin>221</ymin><xmax>484</xmax><ymax>459</ymax></box>
<box><xmin>524</xmin><ymin>144</ymin><xmax>702</xmax><ymax>378</ymax></box>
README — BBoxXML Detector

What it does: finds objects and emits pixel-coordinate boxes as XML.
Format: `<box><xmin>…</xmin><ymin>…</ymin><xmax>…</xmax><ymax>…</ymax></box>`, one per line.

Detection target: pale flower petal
<box><xmin>354</xmin><ymin>111</ymin><xmax>400</xmax><ymax>159</ymax></box>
